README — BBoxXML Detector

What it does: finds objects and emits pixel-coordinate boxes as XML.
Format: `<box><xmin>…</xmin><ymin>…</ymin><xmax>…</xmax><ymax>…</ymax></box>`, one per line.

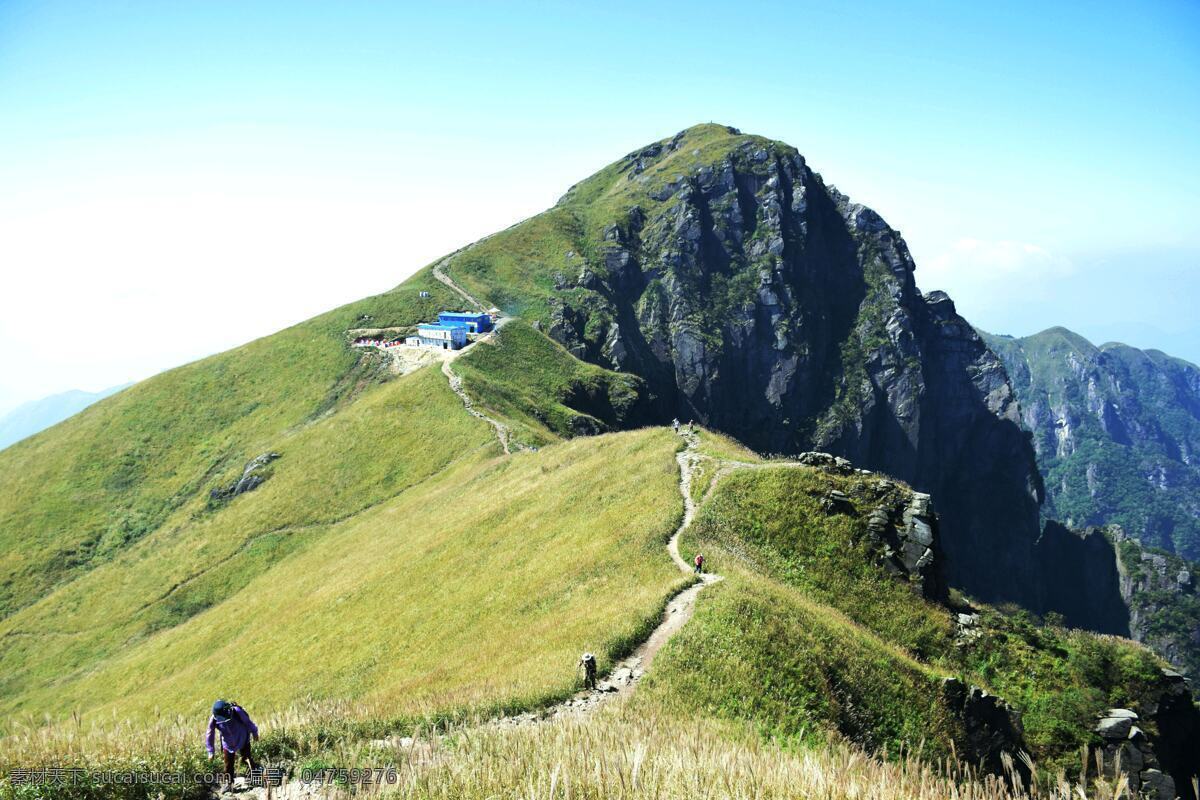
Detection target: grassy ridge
<box><xmin>655</xmin><ymin>462</ymin><xmax>1169</xmax><ymax>773</ymax></box>
<box><xmin>685</xmin><ymin>468</ymin><xmax>953</xmax><ymax>659</ymax></box>
<box><xmin>651</xmin><ymin>465</ymin><xmax>959</xmax><ymax>757</ymax></box>
<box><xmin>641</xmin><ymin>568</ymin><xmax>956</xmax><ymax>755</ymax></box>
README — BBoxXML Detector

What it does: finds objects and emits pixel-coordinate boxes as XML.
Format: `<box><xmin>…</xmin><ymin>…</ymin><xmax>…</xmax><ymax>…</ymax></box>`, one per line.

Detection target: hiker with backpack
<box><xmin>205</xmin><ymin>699</ymin><xmax>260</xmax><ymax>789</ymax></box>
<box><xmin>694</xmin><ymin>552</ymin><xmax>705</xmax><ymax>574</ymax></box>
<box><xmin>578</xmin><ymin>652</ymin><xmax>598</xmax><ymax>690</ymax></box>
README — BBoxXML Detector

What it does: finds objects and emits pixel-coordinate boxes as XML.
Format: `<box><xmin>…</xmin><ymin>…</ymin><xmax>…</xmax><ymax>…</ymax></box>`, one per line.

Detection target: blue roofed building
<box><xmin>408</xmin><ymin>322</ymin><xmax>468</xmax><ymax>350</ymax></box>
<box><xmin>438</xmin><ymin>311</ymin><xmax>493</xmax><ymax>333</ymax></box>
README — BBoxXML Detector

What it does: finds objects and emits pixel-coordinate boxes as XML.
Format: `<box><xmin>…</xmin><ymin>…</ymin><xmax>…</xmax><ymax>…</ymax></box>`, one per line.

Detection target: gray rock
<box><xmin>1094</xmin><ymin>710</ymin><xmax>1137</xmax><ymax>740</ymax></box>
<box><xmin>1139</xmin><ymin>769</ymin><xmax>1175</xmax><ymax>800</ymax></box>
<box><xmin>1102</xmin><ymin>707</ymin><xmax>1140</xmax><ymax>719</ymax></box>
<box><xmin>544</xmin><ymin>135</ymin><xmax>1047</xmax><ymax>612</ymax></box>
<box><xmin>939</xmin><ymin>678</ymin><xmax>1028</xmax><ymax>780</ymax></box>
<box><xmin>906</xmin><ymin>517</ymin><xmax>934</xmax><ymax>547</ymax></box>
<box><xmin>210</xmin><ymin>452</ymin><xmax>280</xmax><ymax>502</ymax></box>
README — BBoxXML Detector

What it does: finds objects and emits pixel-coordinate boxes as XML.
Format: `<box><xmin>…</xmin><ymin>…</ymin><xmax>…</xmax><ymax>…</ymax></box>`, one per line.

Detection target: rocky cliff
<box><xmin>982</xmin><ymin>327</ymin><xmax>1200</xmax><ymax>561</ymax></box>
<box><xmin>535</xmin><ymin>125</ymin><xmax>1046</xmax><ymax>605</ymax></box>
<box><xmin>1113</xmin><ymin>526</ymin><xmax>1200</xmax><ymax>685</ymax></box>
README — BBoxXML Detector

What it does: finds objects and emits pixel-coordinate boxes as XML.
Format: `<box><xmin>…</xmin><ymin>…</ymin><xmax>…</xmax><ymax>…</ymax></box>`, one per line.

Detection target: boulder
<box><xmin>1094</xmin><ymin>709</ymin><xmax>1137</xmax><ymax>740</ymax></box>
<box><xmin>1139</xmin><ymin>769</ymin><xmax>1176</xmax><ymax>800</ymax></box>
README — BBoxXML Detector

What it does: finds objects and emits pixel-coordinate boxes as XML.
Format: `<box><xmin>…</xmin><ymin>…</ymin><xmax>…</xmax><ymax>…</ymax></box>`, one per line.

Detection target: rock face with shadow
<box><xmin>1034</xmin><ymin>521</ymin><xmax>1132</xmax><ymax>635</ymax></box>
<box><xmin>545</xmin><ymin>133</ymin><xmax>1045</xmax><ymax>606</ymax></box>
<box><xmin>1033</xmin><ymin>521</ymin><xmax>1200</xmax><ymax>691</ymax></box>
<box><xmin>1086</xmin><ymin>673</ymin><xmax>1200</xmax><ymax>800</ymax></box>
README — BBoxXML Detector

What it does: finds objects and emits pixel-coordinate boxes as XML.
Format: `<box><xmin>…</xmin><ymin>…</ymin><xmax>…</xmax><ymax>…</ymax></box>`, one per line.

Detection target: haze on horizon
<box><xmin>1</xmin><ymin>0</ymin><xmax>1198</xmax><ymax>415</ymax></box>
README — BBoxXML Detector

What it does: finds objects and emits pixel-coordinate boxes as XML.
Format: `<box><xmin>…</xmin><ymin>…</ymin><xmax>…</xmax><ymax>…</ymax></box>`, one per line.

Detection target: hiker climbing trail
<box><xmin>215</xmin><ymin>430</ymin><xmax>749</xmax><ymax>797</ymax></box>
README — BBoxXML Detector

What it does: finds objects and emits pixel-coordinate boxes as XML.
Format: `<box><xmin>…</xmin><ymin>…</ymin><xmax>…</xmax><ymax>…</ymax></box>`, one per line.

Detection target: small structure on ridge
<box><xmin>407</xmin><ymin>322</ymin><xmax>468</xmax><ymax>350</ymax></box>
<box><xmin>437</xmin><ymin>311</ymin><xmax>493</xmax><ymax>333</ymax></box>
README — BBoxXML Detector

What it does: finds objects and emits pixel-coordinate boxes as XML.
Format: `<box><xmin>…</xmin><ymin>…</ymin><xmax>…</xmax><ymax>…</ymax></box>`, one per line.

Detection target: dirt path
<box><xmin>432</xmin><ymin>256</ymin><xmax>487</xmax><ymax>312</ymax></box>
<box><xmin>441</xmin><ymin>357</ymin><xmax>518</xmax><ymax>455</ymax></box>
<box><xmin>437</xmin><ymin>318</ymin><xmax>524</xmax><ymax>456</ymax></box>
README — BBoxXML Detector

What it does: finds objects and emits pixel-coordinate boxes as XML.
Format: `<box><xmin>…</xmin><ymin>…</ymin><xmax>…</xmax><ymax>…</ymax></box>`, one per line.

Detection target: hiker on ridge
<box><xmin>205</xmin><ymin>699</ymin><xmax>260</xmax><ymax>789</ymax></box>
<box><xmin>672</xmin><ymin>418</ymin><xmax>680</xmax><ymax>432</ymax></box>
<box><xmin>694</xmin><ymin>552</ymin><xmax>705</xmax><ymax>574</ymax></box>
<box><xmin>579</xmin><ymin>652</ymin><xmax>598</xmax><ymax>690</ymax></box>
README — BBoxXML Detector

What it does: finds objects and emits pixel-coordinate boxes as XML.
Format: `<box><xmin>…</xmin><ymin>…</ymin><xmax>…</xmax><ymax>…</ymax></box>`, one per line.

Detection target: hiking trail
<box><xmin>429</xmin><ymin>254</ymin><xmax>525</xmax><ymax>456</ymax></box>
<box><xmin>427</xmin><ymin>259</ymin><xmax>726</xmax><ymax>715</ymax></box>
<box><xmin>441</xmin><ymin>354</ymin><xmax>518</xmax><ymax>455</ymax></box>
<box><xmin>478</xmin><ymin>429</ymin><xmax>723</xmax><ymax>728</ymax></box>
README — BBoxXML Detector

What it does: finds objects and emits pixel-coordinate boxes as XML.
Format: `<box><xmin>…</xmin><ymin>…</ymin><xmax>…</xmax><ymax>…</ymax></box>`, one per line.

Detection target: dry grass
<box><xmin>1</xmin><ymin>699</ymin><xmax>1146</xmax><ymax>800</ymax></box>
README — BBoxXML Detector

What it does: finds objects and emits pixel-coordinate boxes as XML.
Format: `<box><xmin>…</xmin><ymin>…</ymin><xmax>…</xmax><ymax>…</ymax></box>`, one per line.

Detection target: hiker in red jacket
<box><xmin>693</xmin><ymin>553</ymin><xmax>705</xmax><ymax>574</ymax></box>
<box><xmin>205</xmin><ymin>699</ymin><xmax>259</xmax><ymax>789</ymax></box>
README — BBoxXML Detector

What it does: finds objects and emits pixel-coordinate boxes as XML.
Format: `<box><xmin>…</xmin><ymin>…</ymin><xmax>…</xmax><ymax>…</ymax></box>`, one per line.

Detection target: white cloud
<box><xmin>923</xmin><ymin>238</ymin><xmax>1075</xmax><ymax>289</ymax></box>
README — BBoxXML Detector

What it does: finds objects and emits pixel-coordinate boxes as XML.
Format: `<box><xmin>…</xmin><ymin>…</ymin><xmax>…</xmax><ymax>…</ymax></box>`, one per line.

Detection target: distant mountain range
<box><xmin>982</xmin><ymin>327</ymin><xmax>1200</xmax><ymax>561</ymax></box>
<box><xmin>0</xmin><ymin>385</ymin><xmax>130</xmax><ymax>451</ymax></box>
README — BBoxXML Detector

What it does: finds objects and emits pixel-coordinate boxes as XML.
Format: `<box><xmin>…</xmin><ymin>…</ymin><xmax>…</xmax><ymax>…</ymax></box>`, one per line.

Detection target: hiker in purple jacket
<box><xmin>205</xmin><ymin>699</ymin><xmax>259</xmax><ymax>787</ymax></box>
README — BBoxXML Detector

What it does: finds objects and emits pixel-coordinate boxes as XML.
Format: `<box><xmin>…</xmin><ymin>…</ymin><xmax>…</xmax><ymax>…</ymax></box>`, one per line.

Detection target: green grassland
<box><xmin>0</xmin><ymin>353</ymin><xmax>685</xmax><ymax>723</ymax></box>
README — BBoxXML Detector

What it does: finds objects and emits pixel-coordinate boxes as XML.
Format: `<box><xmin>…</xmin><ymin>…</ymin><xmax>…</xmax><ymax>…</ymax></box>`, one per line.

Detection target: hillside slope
<box><xmin>0</xmin><ymin>343</ymin><xmax>683</xmax><ymax>722</ymax></box>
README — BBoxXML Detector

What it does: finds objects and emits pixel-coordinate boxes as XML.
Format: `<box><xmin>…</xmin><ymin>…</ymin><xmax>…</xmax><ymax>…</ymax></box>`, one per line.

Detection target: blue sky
<box><xmin>1</xmin><ymin>0</ymin><xmax>1198</xmax><ymax>412</ymax></box>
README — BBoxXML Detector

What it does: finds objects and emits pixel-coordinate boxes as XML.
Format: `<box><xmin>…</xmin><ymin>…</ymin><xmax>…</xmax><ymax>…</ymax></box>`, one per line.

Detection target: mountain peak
<box><xmin>448</xmin><ymin>122</ymin><xmax>1042</xmax><ymax>605</ymax></box>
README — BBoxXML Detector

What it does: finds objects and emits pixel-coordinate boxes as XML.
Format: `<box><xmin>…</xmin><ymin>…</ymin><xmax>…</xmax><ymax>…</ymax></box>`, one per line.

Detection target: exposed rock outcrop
<box><xmin>940</xmin><ymin>678</ymin><xmax>1028</xmax><ymax>781</ymax></box>
<box><xmin>983</xmin><ymin>327</ymin><xmax>1200</xmax><ymax>561</ymax></box>
<box><xmin>209</xmin><ymin>452</ymin><xmax>280</xmax><ymax>502</ymax></box>
<box><xmin>864</xmin><ymin>488</ymin><xmax>945</xmax><ymax>600</ymax></box>
<box><xmin>1111</xmin><ymin>526</ymin><xmax>1200</xmax><ymax>690</ymax></box>
<box><xmin>1089</xmin><ymin>675</ymin><xmax>1200</xmax><ymax>800</ymax></box>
